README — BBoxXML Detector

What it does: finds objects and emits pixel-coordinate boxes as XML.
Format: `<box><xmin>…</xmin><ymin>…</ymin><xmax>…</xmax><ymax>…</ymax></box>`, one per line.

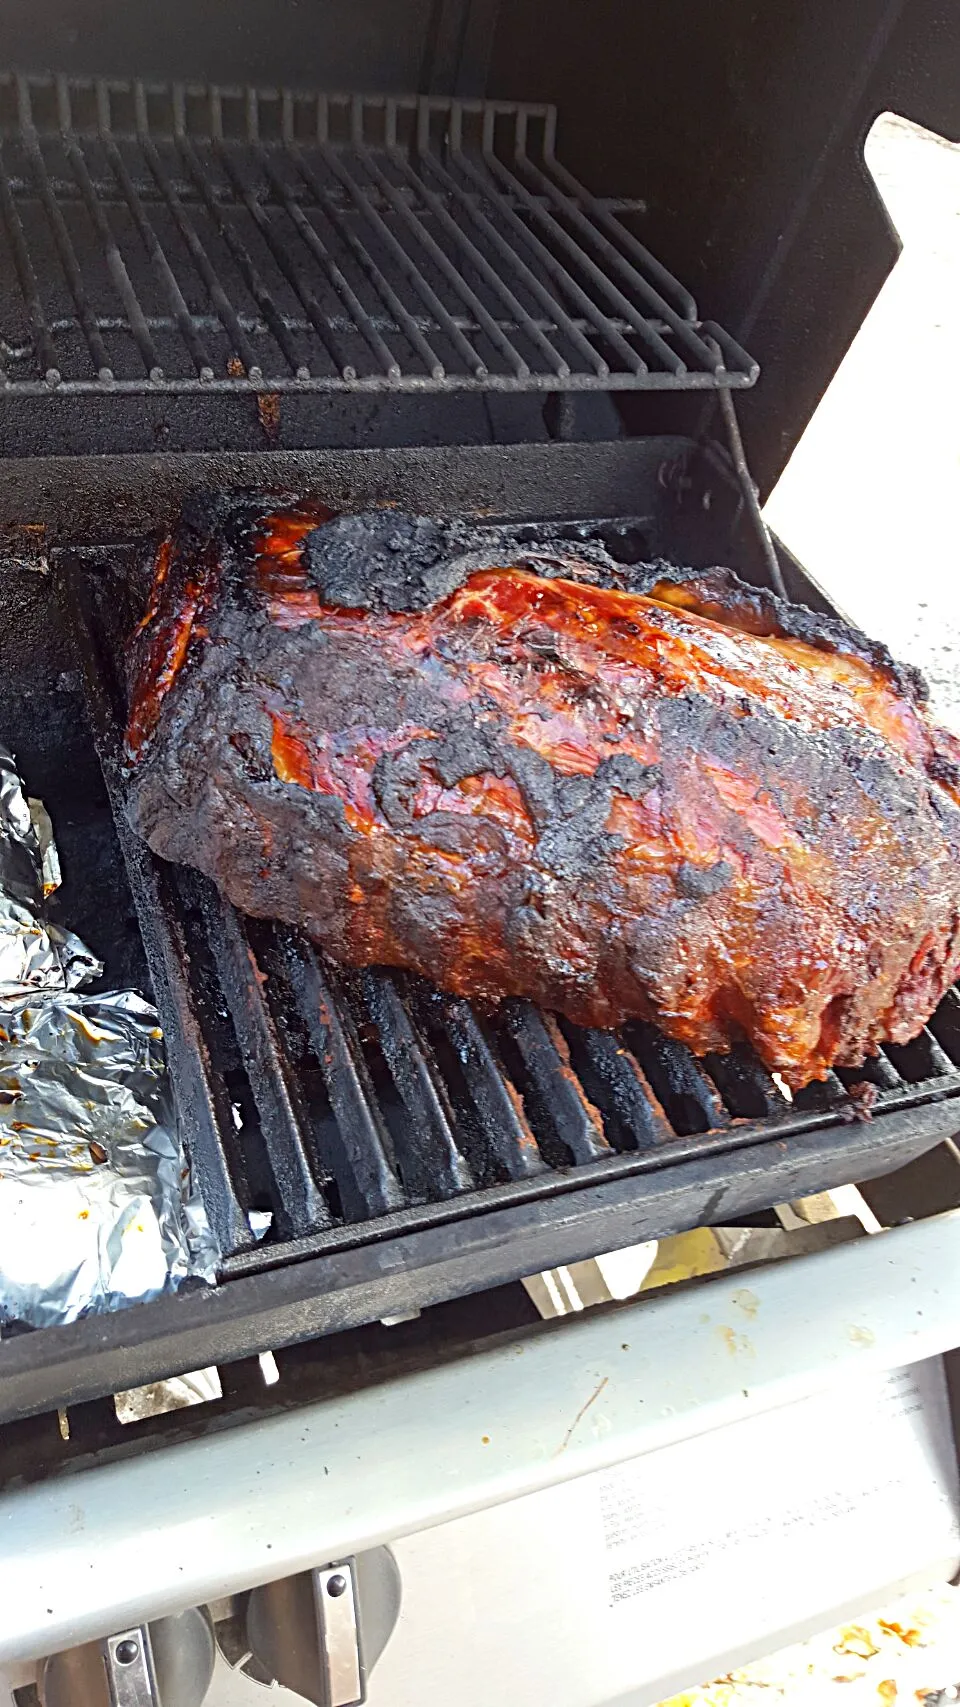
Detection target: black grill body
<box><xmin>0</xmin><ymin>442</ymin><xmax>956</xmax><ymax>1425</ymax></box>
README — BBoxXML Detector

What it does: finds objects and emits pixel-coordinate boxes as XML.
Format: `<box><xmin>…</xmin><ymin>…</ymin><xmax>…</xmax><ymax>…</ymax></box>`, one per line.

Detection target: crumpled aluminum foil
<box><xmin>0</xmin><ymin>744</ymin><xmax>100</xmax><ymax>997</ymax></box>
<box><xmin>0</xmin><ymin>744</ymin><xmax>218</xmax><ymax>1327</ymax></box>
<box><xmin>0</xmin><ymin>992</ymin><xmax>217</xmax><ymax>1327</ymax></box>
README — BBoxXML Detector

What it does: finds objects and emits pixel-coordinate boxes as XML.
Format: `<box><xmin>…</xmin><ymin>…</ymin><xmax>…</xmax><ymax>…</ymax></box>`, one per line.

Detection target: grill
<box><xmin>9</xmin><ymin>474</ymin><xmax>947</xmax><ymax>1427</ymax></box>
<box><xmin>0</xmin><ymin>77</ymin><xmax>757</xmax><ymax>397</ymax></box>
<box><xmin>0</xmin><ymin>1</ymin><xmax>954</xmax><ymax>1454</ymax></box>
<box><xmin>0</xmin><ymin>0</ymin><xmax>959</xmax><ymax>1688</ymax></box>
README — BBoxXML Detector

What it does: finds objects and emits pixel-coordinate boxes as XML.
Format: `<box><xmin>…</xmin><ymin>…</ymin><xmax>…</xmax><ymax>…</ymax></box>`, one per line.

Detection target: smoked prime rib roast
<box><xmin>124</xmin><ymin>496</ymin><xmax>960</xmax><ymax>1089</ymax></box>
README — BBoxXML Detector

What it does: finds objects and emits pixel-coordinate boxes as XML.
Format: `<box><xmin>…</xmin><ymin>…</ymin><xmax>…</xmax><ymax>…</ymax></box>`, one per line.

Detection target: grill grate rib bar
<box><xmin>281</xmin><ymin>937</ymin><xmax>405</xmax><ymax>1219</ymax></box>
<box><xmin>59</xmin><ymin>557</ymin><xmax>255</xmax><ymax>1255</ymax></box>
<box><xmin>626</xmin><ymin>1022</ymin><xmax>731</xmax><ymax>1134</ymax></box>
<box><xmin>389</xmin><ymin>110</ymin><xmax>568</xmax><ymax>378</ymax></box>
<box><xmin>869</xmin><ymin>1053</ymin><xmax>902</xmax><ymax>1087</ymax></box>
<box><xmin>316</xmin><ymin>114</ymin><xmax>485</xmax><ymax>377</ymax></box>
<box><xmin>200</xmin><ymin>889</ymin><xmax>331</xmax><ymax>1236</ymax></box>
<box><xmin>500</xmin><ymin>1002</ymin><xmax>610</xmax><ymax>1164</ymax></box>
<box><xmin>414</xmin><ymin>143</ymin><xmax>607</xmax><ymax>379</ymax></box>
<box><xmin>561</xmin><ymin>1025</ymin><xmax>673</xmax><ymax>1149</ymax></box>
<box><xmin>55</xmin><ymin>82</ymin><xmax>162</xmax><ymax>380</ymax></box>
<box><xmin>214</xmin><ymin>93</ymin><xmax>354</xmax><ymax>380</ymax></box>
<box><xmin>99</xmin><ymin>81</ymin><xmax>214</xmax><ymax>381</ymax></box>
<box><xmin>920</xmin><ymin>1026</ymin><xmax>956</xmax><ymax>1078</ymax></box>
<box><xmin>360</xmin><ymin>971</ymin><xmax>475</xmax><ymax>1198</ymax></box>
<box><xmin>128</xmin><ymin>864</ymin><xmax>256</xmax><ymax>1256</ymax></box>
<box><xmin>838</xmin><ymin>1052</ymin><xmax>902</xmax><ymax>1091</ymax></box>
<box><xmin>793</xmin><ymin>1069</ymin><xmax>849</xmax><ymax>1114</ymax></box>
<box><xmin>884</xmin><ymin>1026</ymin><xmax>957</xmax><ymax>1084</ymax></box>
<box><xmin>348</xmin><ymin>118</ymin><xmax>529</xmax><ymax>379</ymax></box>
<box><xmin>213</xmin><ymin>142</ymin><xmax>346</xmax><ymax>379</ymax></box>
<box><xmin>486</xmin><ymin>139</ymin><xmax>691</xmax><ymax>375</ymax></box>
<box><xmin>929</xmin><ymin>988</ymin><xmax>960</xmax><ymax>1064</ymax></box>
<box><xmin>139</xmin><ymin>928</ymin><xmax>257</xmax><ymax>1253</ymax></box>
<box><xmin>698</xmin><ymin>319</ymin><xmax>759</xmax><ymax>380</ymax></box>
<box><xmin>512</xmin><ymin>126</ymin><xmax>716</xmax><ymax>365</ymax></box>
<box><xmin>425</xmin><ymin>990</ymin><xmax>546</xmax><ymax>1180</ymax></box>
<box><xmin>15</xmin><ymin>76</ymin><xmax>113</xmax><ymax>380</ymax></box>
<box><xmin>292</xmin><ymin>142</ymin><xmax>446</xmax><ymax>379</ymax></box>
<box><xmin>535</xmin><ymin>126</ymin><xmax>697</xmax><ymax>321</ymax></box>
<box><xmin>449</xmin><ymin>118</ymin><xmax>647</xmax><ymax>376</ymax></box>
<box><xmin>136</xmin><ymin>104</ymin><xmax>261</xmax><ymax>378</ymax></box>
<box><xmin>704</xmin><ymin>1046</ymin><xmax>788</xmax><ymax>1119</ymax></box>
<box><xmin>258</xmin><ymin>121</ymin><xmax>399</xmax><ymax>377</ymax></box>
<box><xmin>175</xmin><ymin>90</ymin><xmax>307</xmax><ymax>379</ymax></box>
<box><xmin>418</xmin><ymin>144</ymin><xmax>600</xmax><ymax>376</ymax></box>
<box><xmin>0</xmin><ymin>139</ymin><xmax>58</xmax><ymax>381</ymax></box>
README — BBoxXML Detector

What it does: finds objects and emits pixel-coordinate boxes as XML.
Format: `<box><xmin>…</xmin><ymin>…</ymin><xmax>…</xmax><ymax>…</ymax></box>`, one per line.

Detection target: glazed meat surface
<box><xmin>125</xmin><ymin>498</ymin><xmax>960</xmax><ymax>1088</ymax></box>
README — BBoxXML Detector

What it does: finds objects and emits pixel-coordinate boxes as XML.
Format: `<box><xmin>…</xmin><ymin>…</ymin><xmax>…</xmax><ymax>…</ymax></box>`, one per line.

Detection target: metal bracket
<box><xmin>313</xmin><ymin>1562</ymin><xmax>365</xmax><ymax>1707</ymax></box>
<box><xmin>100</xmin><ymin>1627</ymin><xmax>160</xmax><ymax>1706</ymax></box>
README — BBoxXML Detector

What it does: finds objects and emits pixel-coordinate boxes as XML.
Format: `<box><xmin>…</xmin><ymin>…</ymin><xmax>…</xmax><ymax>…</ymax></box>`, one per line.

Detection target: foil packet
<box><xmin>0</xmin><ymin>992</ymin><xmax>217</xmax><ymax>1327</ymax></box>
<box><xmin>0</xmin><ymin>745</ymin><xmax>218</xmax><ymax>1327</ymax></box>
<box><xmin>0</xmin><ymin>744</ymin><xmax>100</xmax><ymax>997</ymax></box>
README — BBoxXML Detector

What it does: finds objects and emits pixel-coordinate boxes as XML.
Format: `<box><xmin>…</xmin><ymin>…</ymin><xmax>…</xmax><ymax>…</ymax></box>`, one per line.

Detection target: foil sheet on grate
<box><xmin>0</xmin><ymin>744</ymin><xmax>100</xmax><ymax>996</ymax></box>
<box><xmin>0</xmin><ymin>744</ymin><xmax>217</xmax><ymax>1327</ymax></box>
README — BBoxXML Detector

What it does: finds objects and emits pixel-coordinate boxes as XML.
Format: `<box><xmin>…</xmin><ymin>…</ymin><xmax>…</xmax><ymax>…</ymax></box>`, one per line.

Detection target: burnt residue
<box><xmin>301</xmin><ymin>510</ymin><xmax>925</xmax><ymax>705</ymax></box>
<box><xmin>125</xmin><ymin>496</ymin><xmax>960</xmax><ymax>1088</ymax></box>
<box><xmin>676</xmin><ymin>859</ymin><xmax>733</xmax><ymax>900</ymax></box>
<box><xmin>302</xmin><ymin>509</ymin><xmax>621</xmax><ymax>613</ymax></box>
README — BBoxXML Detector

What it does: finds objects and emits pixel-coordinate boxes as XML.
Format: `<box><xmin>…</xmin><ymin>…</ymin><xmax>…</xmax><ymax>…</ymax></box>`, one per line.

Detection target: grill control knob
<box><xmin>216</xmin><ymin>1546</ymin><xmax>401</xmax><ymax>1706</ymax></box>
<box><xmin>39</xmin><ymin>1606</ymin><xmax>216</xmax><ymax>1707</ymax></box>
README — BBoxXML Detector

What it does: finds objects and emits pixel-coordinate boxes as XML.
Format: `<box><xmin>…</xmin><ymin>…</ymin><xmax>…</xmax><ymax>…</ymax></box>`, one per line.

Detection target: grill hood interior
<box><xmin>0</xmin><ymin>0</ymin><xmax>958</xmax><ymax>493</ymax></box>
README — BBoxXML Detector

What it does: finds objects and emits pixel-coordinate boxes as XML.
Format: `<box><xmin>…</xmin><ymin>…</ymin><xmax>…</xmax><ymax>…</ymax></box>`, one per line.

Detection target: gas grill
<box><xmin>25</xmin><ymin>466</ymin><xmax>957</xmax><ymax>1422</ymax></box>
<box><xmin>0</xmin><ymin>2</ymin><xmax>959</xmax><ymax>1700</ymax></box>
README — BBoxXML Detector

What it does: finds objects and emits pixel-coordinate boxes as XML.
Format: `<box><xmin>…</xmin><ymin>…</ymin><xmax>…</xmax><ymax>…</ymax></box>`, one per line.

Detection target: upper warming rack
<box><xmin>0</xmin><ymin>75</ymin><xmax>758</xmax><ymax>396</ymax></box>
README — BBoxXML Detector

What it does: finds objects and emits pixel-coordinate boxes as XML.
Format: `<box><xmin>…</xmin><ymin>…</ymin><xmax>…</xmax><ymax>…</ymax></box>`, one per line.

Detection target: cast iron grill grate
<box><xmin>0</xmin><ymin>76</ymin><xmax>758</xmax><ymax>396</ymax></box>
<box><xmin>61</xmin><ymin>540</ymin><xmax>960</xmax><ymax>1284</ymax></box>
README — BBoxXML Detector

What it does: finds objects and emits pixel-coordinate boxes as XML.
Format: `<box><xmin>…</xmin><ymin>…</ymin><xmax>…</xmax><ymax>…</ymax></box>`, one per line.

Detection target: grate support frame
<box><xmin>0</xmin><ymin>76</ymin><xmax>759</xmax><ymax>397</ymax></box>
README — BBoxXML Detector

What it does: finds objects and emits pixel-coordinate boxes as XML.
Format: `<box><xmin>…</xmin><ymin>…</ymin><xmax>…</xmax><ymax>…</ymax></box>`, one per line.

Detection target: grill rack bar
<box><xmin>279</xmin><ymin>938</ymin><xmax>406</xmax><ymax>1221</ymax></box>
<box><xmin>199</xmin><ymin>888</ymin><xmax>330</xmax><ymax>1237</ymax></box>
<box><xmin>60</xmin><ymin>562</ymin><xmax>258</xmax><ymax>1256</ymax></box>
<box><xmin>60</xmin><ymin>540</ymin><xmax>960</xmax><ymax>1284</ymax></box>
<box><xmin>15</xmin><ymin>78</ymin><xmax>113</xmax><ymax>381</ymax></box>
<box><xmin>137</xmin><ymin>110</ymin><xmax>260</xmax><ymax>378</ymax></box>
<box><xmin>361</xmin><ymin>969</ymin><xmax>475</xmax><ymax>1198</ymax></box>
<box><xmin>0</xmin><ymin>76</ymin><xmax>759</xmax><ymax>395</ymax></box>
<box><xmin>99</xmin><ymin>108</ymin><xmax>217</xmax><ymax>382</ymax></box>
<box><xmin>422</xmin><ymin>988</ymin><xmax>547</xmax><ymax>1180</ymax></box>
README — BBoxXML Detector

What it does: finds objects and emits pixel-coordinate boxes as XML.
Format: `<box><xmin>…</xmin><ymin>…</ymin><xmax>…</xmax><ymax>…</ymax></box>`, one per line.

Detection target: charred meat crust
<box><xmin>129</xmin><ymin>496</ymin><xmax>922</xmax><ymax>703</ymax></box>
<box><xmin>300</xmin><ymin>510</ymin><xmax>926</xmax><ymax>702</ymax></box>
<box><xmin>125</xmin><ymin>495</ymin><xmax>960</xmax><ymax>1089</ymax></box>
